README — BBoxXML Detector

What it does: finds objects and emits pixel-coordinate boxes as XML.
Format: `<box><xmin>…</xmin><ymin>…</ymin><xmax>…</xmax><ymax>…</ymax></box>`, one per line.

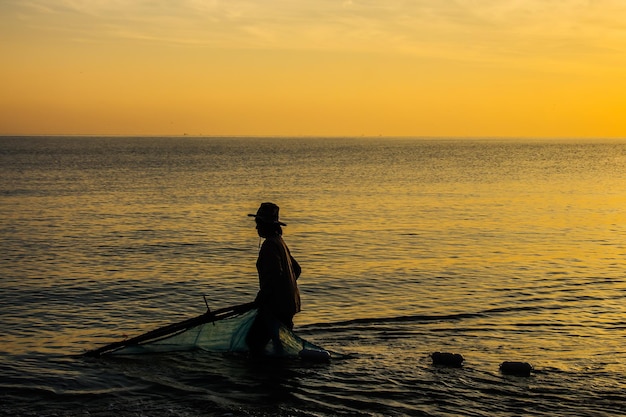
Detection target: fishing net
<box><xmin>86</xmin><ymin>306</ymin><xmax>330</xmax><ymax>360</ymax></box>
<box><xmin>111</xmin><ymin>309</ymin><xmax>258</xmax><ymax>355</ymax></box>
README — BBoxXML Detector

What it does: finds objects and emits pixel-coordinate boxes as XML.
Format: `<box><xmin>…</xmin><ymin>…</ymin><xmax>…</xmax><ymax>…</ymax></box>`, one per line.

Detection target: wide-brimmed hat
<box><xmin>248</xmin><ymin>202</ymin><xmax>287</xmax><ymax>226</ymax></box>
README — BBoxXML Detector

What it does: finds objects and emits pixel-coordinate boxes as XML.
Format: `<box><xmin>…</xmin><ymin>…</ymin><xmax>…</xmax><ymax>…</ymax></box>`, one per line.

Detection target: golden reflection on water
<box><xmin>2</xmin><ymin>138</ymin><xmax>626</xmax><ymax>370</ymax></box>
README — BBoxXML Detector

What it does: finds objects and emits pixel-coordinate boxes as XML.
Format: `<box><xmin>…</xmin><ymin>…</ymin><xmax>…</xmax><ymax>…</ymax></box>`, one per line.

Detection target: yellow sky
<box><xmin>1</xmin><ymin>0</ymin><xmax>625</xmax><ymax>137</ymax></box>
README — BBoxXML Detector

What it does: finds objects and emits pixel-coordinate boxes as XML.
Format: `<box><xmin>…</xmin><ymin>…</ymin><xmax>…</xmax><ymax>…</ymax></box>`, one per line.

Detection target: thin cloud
<box><xmin>4</xmin><ymin>0</ymin><xmax>626</xmax><ymax>67</ymax></box>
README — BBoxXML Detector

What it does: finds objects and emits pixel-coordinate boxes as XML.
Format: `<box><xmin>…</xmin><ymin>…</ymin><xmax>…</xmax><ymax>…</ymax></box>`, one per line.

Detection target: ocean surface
<box><xmin>1</xmin><ymin>136</ymin><xmax>625</xmax><ymax>416</ymax></box>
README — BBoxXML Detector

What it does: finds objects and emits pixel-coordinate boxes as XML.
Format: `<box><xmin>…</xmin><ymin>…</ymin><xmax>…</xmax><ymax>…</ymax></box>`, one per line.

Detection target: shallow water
<box><xmin>1</xmin><ymin>137</ymin><xmax>625</xmax><ymax>416</ymax></box>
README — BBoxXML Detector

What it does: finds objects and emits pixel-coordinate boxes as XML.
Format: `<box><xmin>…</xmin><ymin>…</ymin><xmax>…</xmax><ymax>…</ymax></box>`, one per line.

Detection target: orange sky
<box><xmin>1</xmin><ymin>1</ymin><xmax>625</xmax><ymax>137</ymax></box>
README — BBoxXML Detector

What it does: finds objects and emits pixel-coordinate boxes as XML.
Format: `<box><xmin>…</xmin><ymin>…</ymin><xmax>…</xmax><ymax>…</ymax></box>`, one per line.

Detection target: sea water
<box><xmin>1</xmin><ymin>136</ymin><xmax>625</xmax><ymax>416</ymax></box>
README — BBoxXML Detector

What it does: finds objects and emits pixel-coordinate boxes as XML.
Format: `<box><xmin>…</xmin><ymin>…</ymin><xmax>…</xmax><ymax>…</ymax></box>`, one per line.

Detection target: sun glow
<box><xmin>1</xmin><ymin>0</ymin><xmax>625</xmax><ymax>137</ymax></box>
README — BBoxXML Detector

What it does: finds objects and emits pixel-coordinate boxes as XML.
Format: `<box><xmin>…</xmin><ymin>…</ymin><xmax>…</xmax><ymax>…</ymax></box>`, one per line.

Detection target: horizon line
<box><xmin>1</xmin><ymin>134</ymin><xmax>625</xmax><ymax>141</ymax></box>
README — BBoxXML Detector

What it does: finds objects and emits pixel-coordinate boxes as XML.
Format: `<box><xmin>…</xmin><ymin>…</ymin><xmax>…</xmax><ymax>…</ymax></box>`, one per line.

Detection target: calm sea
<box><xmin>1</xmin><ymin>136</ymin><xmax>625</xmax><ymax>416</ymax></box>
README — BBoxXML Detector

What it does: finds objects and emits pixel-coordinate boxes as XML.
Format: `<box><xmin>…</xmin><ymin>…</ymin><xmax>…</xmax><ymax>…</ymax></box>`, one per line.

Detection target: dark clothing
<box><xmin>247</xmin><ymin>234</ymin><xmax>301</xmax><ymax>354</ymax></box>
<box><xmin>254</xmin><ymin>235</ymin><xmax>301</xmax><ymax>318</ymax></box>
<box><xmin>245</xmin><ymin>309</ymin><xmax>288</xmax><ymax>356</ymax></box>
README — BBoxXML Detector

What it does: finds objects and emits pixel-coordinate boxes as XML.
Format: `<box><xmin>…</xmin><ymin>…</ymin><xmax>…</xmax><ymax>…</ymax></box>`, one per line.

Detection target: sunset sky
<box><xmin>2</xmin><ymin>0</ymin><xmax>625</xmax><ymax>137</ymax></box>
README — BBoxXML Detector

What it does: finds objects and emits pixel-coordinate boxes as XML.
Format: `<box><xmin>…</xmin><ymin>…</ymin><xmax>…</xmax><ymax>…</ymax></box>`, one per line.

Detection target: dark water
<box><xmin>1</xmin><ymin>136</ymin><xmax>625</xmax><ymax>416</ymax></box>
